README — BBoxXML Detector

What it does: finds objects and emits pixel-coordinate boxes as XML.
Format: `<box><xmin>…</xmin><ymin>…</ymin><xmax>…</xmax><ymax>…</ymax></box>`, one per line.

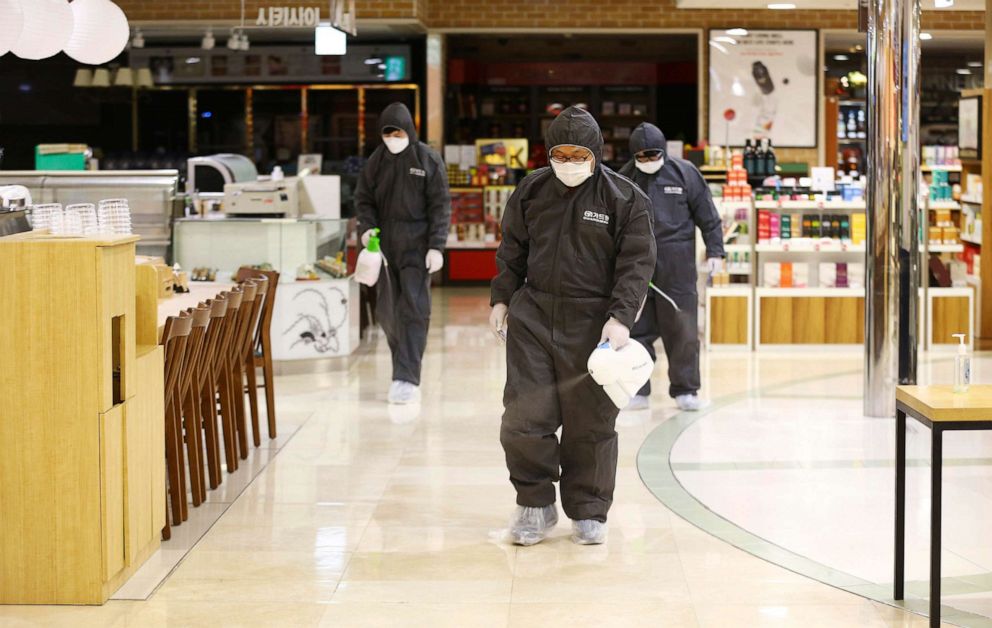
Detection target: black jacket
<box><xmin>619</xmin><ymin>123</ymin><xmax>724</xmax><ymax>260</ymax></box>
<box><xmin>491</xmin><ymin>107</ymin><xmax>656</xmax><ymax>329</ymax></box>
<box><xmin>355</xmin><ymin>103</ymin><xmax>451</xmax><ymax>256</ymax></box>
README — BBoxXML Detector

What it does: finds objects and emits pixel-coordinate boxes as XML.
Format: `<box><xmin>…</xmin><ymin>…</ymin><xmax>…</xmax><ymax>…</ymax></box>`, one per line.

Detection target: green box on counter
<box><xmin>35</xmin><ymin>144</ymin><xmax>89</xmax><ymax>171</ymax></box>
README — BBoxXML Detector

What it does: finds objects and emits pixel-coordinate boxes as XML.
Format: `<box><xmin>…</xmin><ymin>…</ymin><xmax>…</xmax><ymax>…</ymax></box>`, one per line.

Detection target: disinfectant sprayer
<box><xmin>355</xmin><ymin>228</ymin><xmax>384</xmax><ymax>286</ymax></box>
<box><xmin>648</xmin><ymin>282</ymin><xmax>680</xmax><ymax>312</ymax></box>
<box><xmin>587</xmin><ymin>339</ymin><xmax>655</xmax><ymax>409</ymax></box>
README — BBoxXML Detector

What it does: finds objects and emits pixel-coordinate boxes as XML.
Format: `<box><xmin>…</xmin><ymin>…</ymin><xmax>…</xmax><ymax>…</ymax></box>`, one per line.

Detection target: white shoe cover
<box><xmin>675</xmin><ymin>394</ymin><xmax>704</xmax><ymax>411</ymax></box>
<box><xmin>388</xmin><ymin>380</ymin><xmax>420</xmax><ymax>405</ymax></box>
<box><xmin>510</xmin><ymin>505</ymin><xmax>558</xmax><ymax>546</ymax></box>
<box><xmin>571</xmin><ymin>519</ymin><xmax>607</xmax><ymax>545</ymax></box>
<box><xmin>624</xmin><ymin>395</ymin><xmax>650</xmax><ymax>411</ymax></box>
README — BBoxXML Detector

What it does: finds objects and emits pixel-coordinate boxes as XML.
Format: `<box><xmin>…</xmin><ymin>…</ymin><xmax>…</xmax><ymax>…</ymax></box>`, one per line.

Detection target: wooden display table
<box><xmin>895</xmin><ymin>385</ymin><xmax>992</xmax><ymax>627</ymax></box>
<box><xmin>0</xmin><ymin>233</ymin><xmax>165</xmax><ymax>604</ymax></box>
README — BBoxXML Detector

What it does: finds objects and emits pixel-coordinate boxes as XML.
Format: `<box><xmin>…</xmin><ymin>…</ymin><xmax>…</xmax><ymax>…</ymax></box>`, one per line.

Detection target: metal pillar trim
<box><xmin>865</xmin><ymin>0</ymin><xmax>921</xmax><ymax>418</ymax></box>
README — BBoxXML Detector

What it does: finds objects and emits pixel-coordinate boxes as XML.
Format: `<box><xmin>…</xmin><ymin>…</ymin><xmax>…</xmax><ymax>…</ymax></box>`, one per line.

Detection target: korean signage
<box><xmin>256</xmin><ymin>6</ymin><xmax>322</xmax><ymax>28</ymax></box>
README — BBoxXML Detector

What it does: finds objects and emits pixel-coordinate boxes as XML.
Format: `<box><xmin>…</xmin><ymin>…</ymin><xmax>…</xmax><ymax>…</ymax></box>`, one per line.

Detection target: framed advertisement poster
<box><xmin>708</xmin><ymin>29</ymin><xmax>818</xmax><ymax>148</ymax></box>
<box><xmin>959</xmin><ymin>96</ymin><xmax>981</xmax><ymax>161</ymax></box>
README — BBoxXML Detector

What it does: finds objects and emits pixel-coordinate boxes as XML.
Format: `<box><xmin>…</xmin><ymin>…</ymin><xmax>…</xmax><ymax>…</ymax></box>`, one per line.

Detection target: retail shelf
<box><xmin>724</xmin><ymin>243</ymin><xmax>753</xmax><ymax>253</ymax></box>
<box><xmin>928</xmin><ymin>243</ymin><xmax>964</xmax><ymax>253</ymax></box>
<box><xmin>756</xmin><ymin>287</ymin><xmax>864</xmax><ymax>298</ymax></box>
<box><xmin>961</xmin><ymin>194</ymin><xmax>983</xmax><ymax>206</ymax></box>
<box><xmin>924</xmin><ymin>286</ymin><xmax>974</xmax><ymax>298</ymax></box>
<box><xmin>754</xmin><ymin>200</ymin><xmax>867</xmax><ymax>211</ymax></box>
<box><xmin>928</xmin><ymin>200</ymin><xmax>961</xmax><ymax>211</ymax></box>
<box><xmin>922</xmin><ymin>164</ymin><xmax>963</xmax><ymax>172</ymax></box>
<box><xmin>717</xmin><ymin>200</ymin><xmax>754</xmax><ymax>210</ymax></box>
<box><xmin>727</xmin><ymin>269</ymin><xmax>752</xmax><ymax>276</ymax></box>
<box><xmin>962</xmin><ymin>232</ymin><xmax>982</xmax><ymax>246</ymax></box>
<box><xmin>445</xmin><ymin>241</ymin><xmax>500</xmax><ymax>250</ymax></box>
<box><xmin>707</xmin><ymin>285</ymin><xmax>752</xmax><ymax>296</ymax></box>
<box><xmin>755</xmin><ymin>241</ymin><xmax>865</xmax><ymax>253</ymax></box>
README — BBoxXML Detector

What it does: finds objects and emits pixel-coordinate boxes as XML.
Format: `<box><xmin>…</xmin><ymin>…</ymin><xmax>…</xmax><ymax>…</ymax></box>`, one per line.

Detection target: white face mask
<box><xmin>635</xmin><ymin>158</ymin><xmax>664</xmax><ymax>175</ymax></box>
<box><xmin>383</xmin><ymin>136</ymin><xmax>409</xmax><ymax>155</ymax></box>
<box><xmin>551</xmin><ymin>160</ymin><xmax>594</xmax><ymax>187</ymax></box>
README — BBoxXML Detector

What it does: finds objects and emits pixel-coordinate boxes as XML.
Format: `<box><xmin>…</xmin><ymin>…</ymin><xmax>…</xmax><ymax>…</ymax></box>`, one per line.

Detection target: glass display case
<box><xmin>173</xmin><ymin>216</ymin><xmax>360</xmax><ymax>360</ymax></box>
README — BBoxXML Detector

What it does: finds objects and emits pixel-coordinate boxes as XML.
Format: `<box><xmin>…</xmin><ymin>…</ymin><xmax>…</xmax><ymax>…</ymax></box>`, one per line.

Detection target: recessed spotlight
<box><xmin>956</xmin><ymin>68</ymin><xmax>972</xmax><ymax>75</ymax></box>
<box><xmin>833</xmin><ymin>54</ymin><xmax>850</xmax><ymax>61</ymax></box>
<box><xmin>855</xmin><ymin>44</ymin><xmax>864</xmax><ymax>51</ymax></box>
<box><xmin>202</xmin><ymin>29</ymin><xmax>215</xmax><ymax>51</ymax></box>
<box><xmin>767</xmin><ymin>3</ymin><xmax>796</xmax><ymax>9</ymax></box>
<box><xmin>185</xmin><ymin>57</ymin><xmax>201</xmax><ymax>65</ymax></box>
<box><xmin>920</xmin><ymin>32</ymin><xmax>933</xmax><ymax>40</ymax></box>
<box><xmin>726</xmin><ymin>28</ymin><xmax>749</xmax><ymax>37</ymax></box>
<box><xmin>968</xmin><ymin>61</ymin><xmax>983</xmax><ymax>68</ymax></box>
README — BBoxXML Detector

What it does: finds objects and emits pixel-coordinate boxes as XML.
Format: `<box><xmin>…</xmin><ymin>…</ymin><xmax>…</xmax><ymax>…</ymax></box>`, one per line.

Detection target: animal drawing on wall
<box><xmin>283</xmin><ymin>286</ymin><xmax>348</xmax><ymax>354</ymax></box>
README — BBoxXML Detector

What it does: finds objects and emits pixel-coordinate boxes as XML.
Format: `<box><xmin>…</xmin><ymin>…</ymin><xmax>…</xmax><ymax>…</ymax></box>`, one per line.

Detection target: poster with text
<box><xmin>708</xmin><ymin>29</ymin><xmax>818</xmax><ymax>148</ymax></box>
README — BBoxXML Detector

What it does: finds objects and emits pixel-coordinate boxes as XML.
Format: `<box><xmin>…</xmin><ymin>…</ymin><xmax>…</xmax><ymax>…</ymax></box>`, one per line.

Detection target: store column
<box><xmin>426</xmin><ymin>33</ymin><xmax>445</xmax><ymax>149</ymax></box>
<box><xmin>980</xmin><ymin>0</ymin><xmax>992</xmax><ymax>348</ymax></box>
<box><xmin>864</xmin><ymin>0</ymin><xmax>921</xmax><ymax>418</ymax></box>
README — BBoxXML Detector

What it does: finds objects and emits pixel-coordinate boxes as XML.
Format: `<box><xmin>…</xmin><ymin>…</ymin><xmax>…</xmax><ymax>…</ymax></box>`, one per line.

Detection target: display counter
<box><xmin>173</xmin><ymin>217</ymin><xmax>360</xmax><ymax>360</ymax></box>
<box><xmin>0</xmin><ymin>232</ymin><xmax>164</xmax><ymax>604</ymax></box>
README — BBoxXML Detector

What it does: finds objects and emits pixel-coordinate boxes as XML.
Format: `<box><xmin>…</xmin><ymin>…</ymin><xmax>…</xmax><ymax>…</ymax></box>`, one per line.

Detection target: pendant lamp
<box><xmin>11</xmin><ymin>0</ymin><xmax>74</xmax><ymax>60</ymax></box>
<box><xmin>64</xmin><ymin>0</ymin><xmax>130</xmax><ymax>65</ymax></box>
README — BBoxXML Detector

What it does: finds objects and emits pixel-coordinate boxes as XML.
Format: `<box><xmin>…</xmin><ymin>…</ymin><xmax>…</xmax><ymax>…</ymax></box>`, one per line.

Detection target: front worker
<box><xmin>619</xmin><ymin>123</ymin><xmax>725</xmax><ymax>411</ymax></box>
<box><xmin>356</xmin><ymin>102</ymin><xmax>451</xmax><ymax>404</ymax></box>
<box><xmin>489</xmin><ymin>106</ymin><xmax>656</xmax><ymax>546</ymax></box>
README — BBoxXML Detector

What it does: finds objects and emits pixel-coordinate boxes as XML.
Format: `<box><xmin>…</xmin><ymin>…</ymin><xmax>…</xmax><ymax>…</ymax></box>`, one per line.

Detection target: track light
<box><xmin>202</xmin><ymin>28</ymin><xmax>215</xmax><ymax>50</ymax></box>
<box><xmin>131</xmin><ymin>28</ymin><xmax>145</xmax><ymax>49</ymax></box>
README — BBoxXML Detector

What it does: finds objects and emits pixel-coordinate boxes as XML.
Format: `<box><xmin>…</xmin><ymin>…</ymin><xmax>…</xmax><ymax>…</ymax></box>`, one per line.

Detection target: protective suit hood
<box><xmin>379</xmin><ymin>102</ymin><xmax>418</xmax><ymax>145</ymax></box>
<box><xmin>629</xmin><ymin>122</ymin><xmax>667</xmax><ymax>156</ymax></box>
<box><xmin>546</xmin><ymin>106</ymin><xmax>603</xmax><ymax>166</ymax></box>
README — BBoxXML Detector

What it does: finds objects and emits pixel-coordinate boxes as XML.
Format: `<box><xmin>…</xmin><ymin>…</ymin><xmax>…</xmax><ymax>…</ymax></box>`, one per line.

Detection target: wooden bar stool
<box><xmin>235</xmin><ymin>267</ymin><xmax>280</xmax><ymax>439</ymax></box>
<box><xmin>161</xmin><ymin>313</ymin><xmax>192</xmax><ymax>529</ymax></box>
<box><xmin>213</xmin><ymin>288</ymin><xmax>243</xmax><ymax>473</ymax></box>
<box><xmin>198</xmin><ymin>297</ymin><xmax>229</xmax><ymax>489</ymax></box>
<box><xmin>228</xmin><ymin>281</ymin><xmax>258</xmax><ymax>460</ymax></box>
<box><xmin>179</xmin><ymin>305</ymin><xmax>210</xmax><ymax>506</ymax></box>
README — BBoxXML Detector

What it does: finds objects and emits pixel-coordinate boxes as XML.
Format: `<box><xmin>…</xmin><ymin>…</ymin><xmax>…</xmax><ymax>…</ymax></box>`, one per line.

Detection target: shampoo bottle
<box><xmin>355</xmin><ymin>228</ymin><xmax>383</xmax><ymax>287</ymax></box>
<box><xmin>953</xmin><ymin>333</ymin><xmax>972</xmax><ymax>393</ymax></box>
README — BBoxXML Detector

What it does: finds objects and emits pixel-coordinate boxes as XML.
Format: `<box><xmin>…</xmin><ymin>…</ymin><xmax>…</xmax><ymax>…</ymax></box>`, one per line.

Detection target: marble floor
<box><xmin>0</xmin><ymin>287</ymin><xmax>951</xmax><ymax>627</ymax></box>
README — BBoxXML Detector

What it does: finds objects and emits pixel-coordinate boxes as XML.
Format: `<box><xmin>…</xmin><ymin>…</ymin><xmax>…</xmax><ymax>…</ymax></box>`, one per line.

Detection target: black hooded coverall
<box><xmin>618</xmin><ymin>123</ymin><xmax>724</xmax><ymax>398</ymax></box>
<box><xmin>355</xmin><ymin>103</ymin><xmax>451</xmax><ymax>386</ymax></box>
<box><xmin>492</xmin><ymin>107</ymin><xmax>656</xmax><ymax>523</ymax></box>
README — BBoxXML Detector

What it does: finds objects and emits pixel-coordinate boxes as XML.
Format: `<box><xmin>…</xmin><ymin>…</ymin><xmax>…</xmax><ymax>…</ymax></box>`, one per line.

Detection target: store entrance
<box><xmin>444</xmin><ymin>33</ymin><xmax>699</xmax><ymax>172</ymax></box>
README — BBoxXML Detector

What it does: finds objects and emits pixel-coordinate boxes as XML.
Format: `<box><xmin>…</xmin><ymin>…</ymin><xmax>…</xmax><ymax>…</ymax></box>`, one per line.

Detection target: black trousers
<box><xmin>631</xmin><ymin>289</ymin><xmax>700</xmax><ymax>398</ymax></box>
<box><xmin>375</xmin><ymin>257</ymin><xmax>431</xmax><ymax>386</ymax></box>
<box><xmin>500</xmin><ymin>287</ymin><xmax>620</xmax><ymax>523</ymax></box>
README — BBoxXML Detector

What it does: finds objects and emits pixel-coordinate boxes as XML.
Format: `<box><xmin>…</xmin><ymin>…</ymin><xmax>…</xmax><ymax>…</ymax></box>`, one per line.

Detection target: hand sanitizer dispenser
<box><xmin>953</xmin><ymin>333</ymin><xmax>971</xmax><ymax>393</ymax></box>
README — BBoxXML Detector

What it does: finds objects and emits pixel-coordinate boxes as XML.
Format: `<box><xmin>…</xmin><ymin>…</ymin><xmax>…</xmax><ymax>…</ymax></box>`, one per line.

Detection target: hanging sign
<box><xmin>256</xmin><ymin>6</ymin><xmax>322</xmax><ymax>28</ymax></box>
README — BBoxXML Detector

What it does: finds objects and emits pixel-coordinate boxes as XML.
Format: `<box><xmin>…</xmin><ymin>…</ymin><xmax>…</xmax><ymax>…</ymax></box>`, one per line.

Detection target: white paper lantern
<box><xmin>11</xmin><ymin>0</ymin><xmax>73</xmax><ymax>60</ymax></box>
<box><xmin>0</xmin><ymin>0</ymin><xmax>24</xmax><ymax>57</ymax></box>
<box><xmin>64</xmin><ymin>0</ymin><xmax>130</xmax><ymax>65</ymax></box>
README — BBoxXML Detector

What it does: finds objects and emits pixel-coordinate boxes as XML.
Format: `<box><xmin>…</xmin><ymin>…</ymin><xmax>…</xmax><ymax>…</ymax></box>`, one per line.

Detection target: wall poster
<box><xmin>708</xmin><ymin>29</ymin><xmax>818</xmax><ymax>148</ymax></box>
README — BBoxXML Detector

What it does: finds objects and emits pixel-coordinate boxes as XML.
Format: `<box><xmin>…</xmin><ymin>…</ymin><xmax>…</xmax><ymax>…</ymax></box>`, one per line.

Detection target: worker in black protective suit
<box><xmin>489</xmin><ymin>106</ymin><xmax>656</xmax><ymax>546</ymax></box>
<box><xmin>618</xmin><ymin>122</ymin><xmax>724</xmax><ymax>412</ymax></box>
<box><xmin>356</xmin><ymin>102</ymin><xmax>451</xmax><ymax>405</ymax></box>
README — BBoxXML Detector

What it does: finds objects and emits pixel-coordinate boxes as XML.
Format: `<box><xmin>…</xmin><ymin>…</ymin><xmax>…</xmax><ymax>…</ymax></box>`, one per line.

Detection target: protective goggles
<box><xmin>549</xmin><ymin>144</ymin><xmax>594</xmax><ymax>164</ymax></box>
<box><xmin>635</xmin><ymin>149</ymin><xmax>665</xmax><ymax>162</ymax></box>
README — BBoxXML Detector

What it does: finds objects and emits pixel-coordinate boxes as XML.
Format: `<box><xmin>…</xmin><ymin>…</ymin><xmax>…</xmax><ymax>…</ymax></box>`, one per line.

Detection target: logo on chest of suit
<box><xmin>582</xmin><ymin>210</ymin><xmax>610</xmax><ymax>226</ymax></box>
<box><xmin>409</xmin><ymin>167</ymin><xmax>426</xmax><ymax>177</ymax></box>
<box><xmin>663</xmin><ymin>186</ymin><xmax>684</xmax><ymax>195</ymax></box>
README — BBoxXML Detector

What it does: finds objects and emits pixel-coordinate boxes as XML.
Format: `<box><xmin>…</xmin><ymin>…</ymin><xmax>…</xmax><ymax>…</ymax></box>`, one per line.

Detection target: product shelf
<box><xmin>445</xmin><ymin>241</ymin><xmax>500</xmax><ymax>250</ymax></box>
<box><xmin>928</xmin><ymin>243</ymin><xmax>964</xmax><ymax>253</ymax></box>
<box><xmin>928</xmin><ymin>200</ymin><xmax>962</xmax><ymax>211</ymax></box>
<box><xmin>756</xmin><ymin>287</ymin><xmax>864</xmax><ymax>298</ymax></box>
<box><xmin>724</xmin><ymin>243</ymin><xmax>753</xmax><ymax>253</ymax></box>
<box><xmin>754</xmin><ymin>200</ymin><xmax>867</xmax><ymax>211</ymax></box>
<box><xmin>961</xmin><ymin>195</ymin><xmax>982</xmax><ymax>206</ymax></box>
<box><xmin>922</xmin><ymin>164</ymin><xmax>963</xmax><ymax>172</ymax></box>
<box><xmin>962</xmin><ymin>232</ymin><xmax>982</xmax><ymax>247</ymax></box>
<box><xmin>755</xmin><ymin>241</ymin><xmax>865</xmax><ymax>253</ymax></box>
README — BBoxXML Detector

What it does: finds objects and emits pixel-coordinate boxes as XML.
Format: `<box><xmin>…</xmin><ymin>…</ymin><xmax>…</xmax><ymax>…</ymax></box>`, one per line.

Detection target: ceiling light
<box><xmin>967</xmin><ymin>61</ymin><xmax>983</xmax><ymax>67</ymax></box>
<box><xmin>364</xmin><ymin>56</ymin><xmax>383</xmax><ymax>65</ymax></box>
<box><xmin>713</xmin><ymin>36</ymin><xmax>737</xmax><ymax>45</ymax></box>
<box><xmin>185</xmin><ymin>57</ymin><xmax>201</xmax><ymax>65</ymax></box>
<box><xmin>239</xmin><ymin>32</ymin><xmax>250</xmax><ymax>51</ymax></box>
<box><xmin>726</xmin><ymin>28</ymin><xmax>749</xmax><ymax>37</ymax></box>
<box><xmin>833</xmin><ymin>54</ymin><xmax>850</xmax><ymax>61</ymax></box>
<box><xmin>854</xmin><ymin>44</ymin><xmax>864</xmax><ymax>51</ymax></box>
<box><xmin>767</xmin><ymin>3</ymin><xmax>796</xmax><ymax>9</ymax></box>
<box><xmin>315</xmin><ymin>23</ymin><xmax>347</xmax><ymax>55</ymax></box>
<box><xmin>920</xmin><ymin>32</ymin><xmax>933</xmax><ymax>40</ymax></box>
<box><xmin>202</xmin><ymin>28</ymin><xmax>215</xmax><ymax>50</ymax></box>
<box><xmin>956</xmin><ymin>68</ymin><xmax>972</xmax><ymax>75</ymax></box>
<box><xmin>227</xmin><ymin>30</ymin><xmax>241</xmax><ymax>50</ymax></box>
<box><xmin>131</xmin><ymin>28</ymin><xmax>144</xmax><ymax>49</ymax></box>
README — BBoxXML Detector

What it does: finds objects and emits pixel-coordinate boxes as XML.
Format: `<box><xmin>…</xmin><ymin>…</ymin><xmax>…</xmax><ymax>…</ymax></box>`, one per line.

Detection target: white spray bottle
<box><xmin>354</xmin><ymin>228</ymin><xmax>383</xmax><ymax>287</ymax></box>
<box><xmin>953</xmin><ymin>333</ymin><xmax>971</xmax><ymax>393</ymax></box>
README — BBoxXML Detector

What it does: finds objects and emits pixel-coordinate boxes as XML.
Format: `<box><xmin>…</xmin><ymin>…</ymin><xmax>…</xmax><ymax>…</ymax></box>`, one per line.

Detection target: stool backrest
<box><xmin>161</xmin><ymin>313</ymin><xmax>193</xmax><ymax>406</ymax></box>
<box><xmin>236</xmin><ymin>267</ymin><xmax>279</xmax><ymax>350</ymax></box>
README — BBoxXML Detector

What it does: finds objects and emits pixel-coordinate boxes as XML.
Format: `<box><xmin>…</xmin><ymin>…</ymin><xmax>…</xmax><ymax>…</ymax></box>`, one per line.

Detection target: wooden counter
<box><xmin>0</xmin><ymin>233</ymin><xmax>164</xmax><ymax>604</ymax></box>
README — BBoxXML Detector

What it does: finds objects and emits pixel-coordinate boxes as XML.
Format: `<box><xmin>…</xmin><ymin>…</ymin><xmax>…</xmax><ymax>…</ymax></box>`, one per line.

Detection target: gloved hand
<box><xmin>426</xmin><ymin>249</ymin><xmax>444</xmax><ymax>274</ymax></box>
<box><xmin>706</xmin><ymin>257</ymin><xmax>723</xmax><ymax>275</ymax></box>
<box><xmin>361</xmin><ymin>229</ymin><xmax>376</xmax><ymax>247</ymax></box>
<box><xmin>599</xmin><ymin>317</ymin><xmax>630</xmax><ymax>350</ymax></box>
<box><xmin>490</xmin><ymin>303</ymin><xmax>509</xmax><ymax>342</ymax></box>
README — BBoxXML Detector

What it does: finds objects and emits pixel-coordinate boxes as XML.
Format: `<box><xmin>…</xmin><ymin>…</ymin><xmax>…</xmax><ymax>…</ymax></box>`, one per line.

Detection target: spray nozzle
<box><xmin>366</xmin><ymin>228</ymin><xmax>381</xmax><ymax>253</ymax></box>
